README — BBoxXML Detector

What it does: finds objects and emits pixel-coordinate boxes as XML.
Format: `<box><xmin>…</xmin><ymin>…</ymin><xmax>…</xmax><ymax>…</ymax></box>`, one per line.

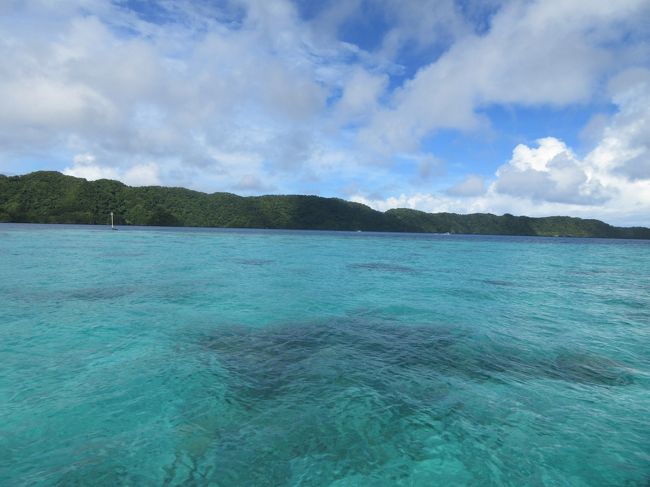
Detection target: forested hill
<box><xmin>1</xmin><ymin>171</ymin><xmax>649</xmax><ymax>239</ymax></box>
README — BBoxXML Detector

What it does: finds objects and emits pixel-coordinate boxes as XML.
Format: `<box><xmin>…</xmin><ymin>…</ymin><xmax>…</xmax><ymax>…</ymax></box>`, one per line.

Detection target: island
<box><xmin>1</xmin><ymin>171</ymin><xmax>649</xmax><ymax>239</ymax></box>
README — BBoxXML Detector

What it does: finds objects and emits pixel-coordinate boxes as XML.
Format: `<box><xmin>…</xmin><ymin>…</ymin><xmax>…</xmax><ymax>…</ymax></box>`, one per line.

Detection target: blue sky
<box><xmin>1</xmin><ymin>0</ymin><xmax>650</xmax><ymax>225</ymax></box>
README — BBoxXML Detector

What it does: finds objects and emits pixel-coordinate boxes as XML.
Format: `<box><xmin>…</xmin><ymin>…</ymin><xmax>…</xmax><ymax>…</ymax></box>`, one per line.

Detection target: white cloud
<box><xmin>378</xmin><ymin>0</ymin><xmax>469</xmax><ymax>60</ymax></box>
<box><xmin>356</xmin><ymin>73</ymin><xmax>650</xmax><ymax>225</ymax></box>
<box><xmin>63</xmin><ymin>153</ymin><xmax>119</xmax><ymax>181</ymax></box>
<box><xmin>0</xmin><ymin>0</ymin><xmax>350</xmax><ymax>184</ymax></box>
<box><xmin>334</xmin><ymin>68</ymin><xmax>388</xmax><ymax>124</ymax></box>
<box><xmin>64</xmin><ymin>153</ymin><xmax>161</xmax><ymax>186</ymax></box>
<box><xmin>359</xmin><ymin>0</ymin><xmax>650</xmax><ymax>154</ymax></box>
<box><xmin>494</xmin><ymin>138</ymin><xmax>611</xmax><ymax>205</ymax></box>
<box><xmin>598</xmin><ymin>69</ymin><xmax>650</xmax><ymax>181</ymax></box>
<box><xmin>1</xmin><ymin>0</ymin><xmax>649</xmax><ymax>226</ymax></box>
<box><xmin>352</xmin><ymin>192</ymin><xmax>451</xmax><ymax>213</ymax></box>
<box><xmin>446</xmin><ymin>174</ymin><xmax>485</xmax><ymax>197</ymax></box>
<box><xmin>122</xmin><ymin>163</ymin><xmax>162</xmax><ymax>186</ymax></box>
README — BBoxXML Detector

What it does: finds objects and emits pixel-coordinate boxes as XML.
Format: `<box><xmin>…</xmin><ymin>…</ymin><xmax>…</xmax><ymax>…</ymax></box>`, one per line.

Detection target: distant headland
<box><xmin>1</xmin><ymin>171</ymin><xmax>649</xmax><ymax>239</ymax></box>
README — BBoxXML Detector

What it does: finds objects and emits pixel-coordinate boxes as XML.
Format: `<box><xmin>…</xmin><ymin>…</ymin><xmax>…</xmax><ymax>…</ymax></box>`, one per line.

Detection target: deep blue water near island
<box><xmin>1</xmin><ymin>224</ymin><xmax>649</xmax><ymax>486</ymax></box>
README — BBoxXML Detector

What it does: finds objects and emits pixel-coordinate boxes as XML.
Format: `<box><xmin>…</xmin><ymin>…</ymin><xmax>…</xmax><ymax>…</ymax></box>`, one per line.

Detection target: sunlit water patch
<box><xmin>1</xmin><ymin>224</ymin><xmax>649</xmax><ymax>486</ymax></box>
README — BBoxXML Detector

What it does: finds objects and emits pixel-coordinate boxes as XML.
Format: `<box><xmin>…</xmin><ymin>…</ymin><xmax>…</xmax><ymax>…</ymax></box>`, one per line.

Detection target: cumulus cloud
<box><xmin>356</xmin><ymin>73</ymin><xmax>650</xmax><ymax>225</ymax></box>
<box><xmin>64</xmin><ymin>154</ymin><xmax>161</xmax><ymax>186</ymax></box>
<box><xmin>122</xmin><ymin>163</ymin><xmax>162</xmax><ymax>187</ymax></box>
<box><xmin>377</xmin><ymin>0</ymin><xmax>471</xmax><ymax>61</ymax></box>
<box><xmin>0</xmin><ymin>0</ymin><xmax>345</xmax><ymax>184</ymax></box>
<box><xmin>334</xmin><ymin>68</ymin><xmax>388</xmax><ymax>124</ymax></box>
<box><xmin>1</xmin><ymin>0</ymin><xmax>649</xmax><ymax>224</ymax></box>
<box><xmin>359</xmin><ymin>0</ymin><xmax>650</xmax><ymax>153</ymax></box>
<box><xmin>63</xmin><ymin>154</ymin><xmax>118</xmax><ymax>181</ymax></box>
<box><xmin>600</xmin><ymin>69</ymin><xmax>650</xmax><ymax>181</ymax></box>
<box><xmin>446</xmin><ymin>174</ymin><xmax>485</xmax><ymax>197</ymax></box>
<box><xmin>352</xmin><ymin>192</ymin><xmax>452</xmax><ymax>213</ymax></box>
<box><xmin>494</xmin><ymin>138</ymin><xmax>611</xmax><ymax>205</ymax></box>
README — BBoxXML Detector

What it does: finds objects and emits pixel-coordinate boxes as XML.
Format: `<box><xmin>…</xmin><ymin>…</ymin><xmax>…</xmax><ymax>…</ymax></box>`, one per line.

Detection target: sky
<box><xmin>1</xmin><ymin>0</ymin><xmax>650</xmax><ymax>226</ymax></box>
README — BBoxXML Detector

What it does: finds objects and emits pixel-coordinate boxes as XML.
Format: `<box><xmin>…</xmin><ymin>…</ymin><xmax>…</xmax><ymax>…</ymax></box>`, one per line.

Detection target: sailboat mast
<box><xmin>111</xmin><ymin>211</ymin><xmax>114</xmax><ymax>229</ymax></box>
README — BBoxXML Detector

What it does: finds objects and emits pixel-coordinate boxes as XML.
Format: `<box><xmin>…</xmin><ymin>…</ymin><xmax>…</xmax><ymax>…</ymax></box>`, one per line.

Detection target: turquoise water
<box><xmin>1</xmin><ymin>224</ymin><xmax>649</xmax><ymax>486</ymax></box>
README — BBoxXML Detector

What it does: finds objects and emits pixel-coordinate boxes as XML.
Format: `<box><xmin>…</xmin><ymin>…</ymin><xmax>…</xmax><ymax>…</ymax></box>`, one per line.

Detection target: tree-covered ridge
<box><xmin>0</xmin><ymin>171</ymin><xmax>408</xmax><ymax>231</ymax></box>
<box><xmin>385</xmin><ymin>209</ymin><xmax>650</xmax><ymax>239</ymax></box>
<box><xmin>1</xmin><ymin>171</ymin><xmax>649</xmax><ymax>239</ymax></box>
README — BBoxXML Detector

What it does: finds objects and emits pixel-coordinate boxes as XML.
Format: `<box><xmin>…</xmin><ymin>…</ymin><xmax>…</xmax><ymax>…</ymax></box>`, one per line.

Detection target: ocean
<box><xmin>1</xmin><ymin>224</ymin><xmax>648</xmax><ymax>486</ymax></box>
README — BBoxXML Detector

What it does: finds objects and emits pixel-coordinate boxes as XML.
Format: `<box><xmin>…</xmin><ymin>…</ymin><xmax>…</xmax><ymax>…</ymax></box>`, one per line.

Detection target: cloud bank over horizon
<box><xmin>1</xmin><ymin>0</ymin><xmax>649</xmax><ymax>225</ymax></box>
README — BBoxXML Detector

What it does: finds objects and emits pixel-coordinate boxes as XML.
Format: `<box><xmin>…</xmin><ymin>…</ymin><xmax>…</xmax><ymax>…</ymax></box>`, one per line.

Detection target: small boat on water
<box><xmin>110</xmin><ymin>212</ymin><xmax>118</xmax><ymax>231</ymax></box>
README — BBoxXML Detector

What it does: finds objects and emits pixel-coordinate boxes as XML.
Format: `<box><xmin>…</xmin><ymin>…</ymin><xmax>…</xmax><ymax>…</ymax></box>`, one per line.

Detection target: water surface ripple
<box><xmin>1</xmin><ymin>224</ymin><xmax>649</xmax><ymax>486</ymax></box>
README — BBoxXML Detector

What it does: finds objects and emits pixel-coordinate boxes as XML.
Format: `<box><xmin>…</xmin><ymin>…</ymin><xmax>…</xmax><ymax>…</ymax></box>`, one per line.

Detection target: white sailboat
<box><xmin>110</xmin><ymin>211</ymin><xmax>118</xmax><ymax>231</ymax></box>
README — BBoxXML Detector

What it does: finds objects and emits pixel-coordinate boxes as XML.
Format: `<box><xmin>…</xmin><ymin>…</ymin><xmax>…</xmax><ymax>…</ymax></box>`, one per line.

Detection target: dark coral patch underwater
<box><xmin>152</xmin><ymin>317</ymin><xmax>639</xmax><ymax>486</ymax></box>
<box><xmin>205</xmin><ymin>318</ymin><xmax>635</xmax><ymax>391</ymax></box>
